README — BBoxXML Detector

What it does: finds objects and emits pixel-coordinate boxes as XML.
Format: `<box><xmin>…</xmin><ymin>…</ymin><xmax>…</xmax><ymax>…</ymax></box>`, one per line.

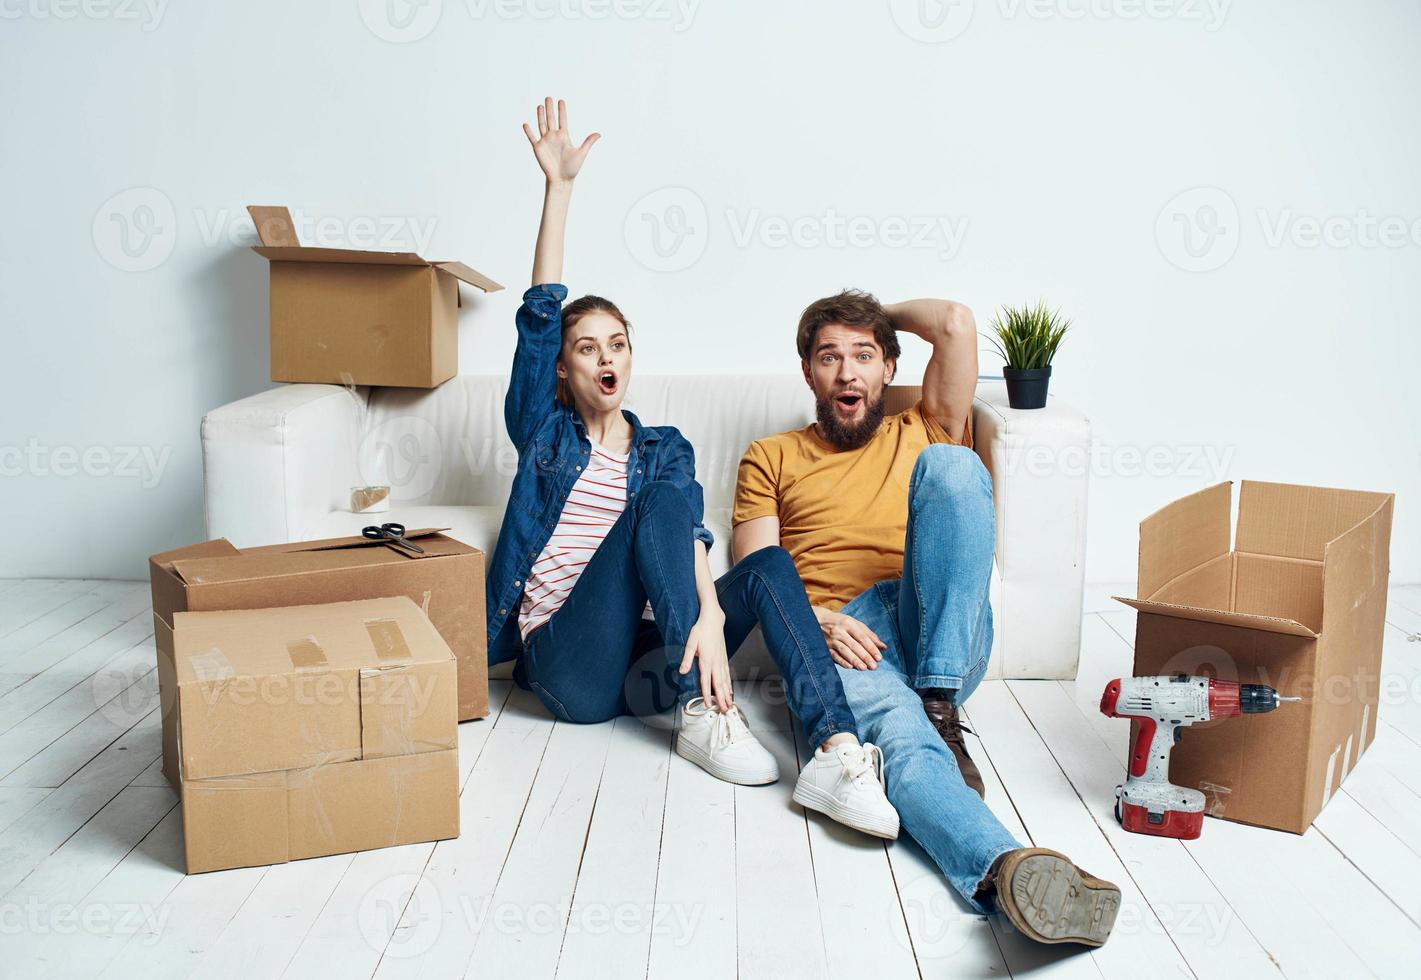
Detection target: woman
<box><xmin>485</xmin><ymin>98</ymin><xmax>898</xmax><ymax>838</ymax></box>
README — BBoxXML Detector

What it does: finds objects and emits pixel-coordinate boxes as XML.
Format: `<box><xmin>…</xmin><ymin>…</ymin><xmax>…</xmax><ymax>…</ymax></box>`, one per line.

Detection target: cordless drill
<box><xmin>1099</xmin><ymin>674</ymin><xmax>1300</xmax><ymax>839</ymax></box>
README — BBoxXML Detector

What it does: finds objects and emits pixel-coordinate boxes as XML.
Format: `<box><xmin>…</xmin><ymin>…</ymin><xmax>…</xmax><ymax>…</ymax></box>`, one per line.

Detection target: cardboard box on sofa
<box><xmin>170</xmin><ymin>596</ymin><xmax>458</xmax><ymax>873</ymax></box>
<box><xmin>150</xmin><ymin>528</ymin><xmax>488</xmax><ymax>788</ymax></box>
<box><xmin>1115</xmin><ymin>480</ymin><xmax>1394</xmax><ymax>834</ymax></box>
<box><xmin>247</xmin><ymin>204</ymin><xmax>503</xmax><ymax>388</ymax></box>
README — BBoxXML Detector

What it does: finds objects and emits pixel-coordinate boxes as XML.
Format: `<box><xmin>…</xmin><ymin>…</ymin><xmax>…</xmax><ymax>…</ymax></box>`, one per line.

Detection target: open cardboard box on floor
<box><xmin>170</xmin><ymin>596</ymin><xmax>459</xmax><ymax>873</ymax></box>
<box><xmin>248</xmin><ymin>204</ymin><xmax>503</xmax><ymax>388</ymax></box>
<box><xmin>1116</xmin><ymin>480</ymin><xmax>1395</xmax><ymax>834</ymax></box>
<box><xmin>150</xmin><ymin>528</ymin><xmax>487</xmax><ymax>788</ymax></box>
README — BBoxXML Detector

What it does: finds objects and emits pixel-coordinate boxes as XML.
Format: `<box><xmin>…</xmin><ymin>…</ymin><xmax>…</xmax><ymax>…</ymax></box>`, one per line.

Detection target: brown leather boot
<box><xmin>980</xmin><ymin>848</ymin><xmax>1121</xmax><ymax>947</ymax></box>
<box><xmin>920</xmin><ymin>696</ymin><xmax>986</xmax><ymax>798</ymax></box>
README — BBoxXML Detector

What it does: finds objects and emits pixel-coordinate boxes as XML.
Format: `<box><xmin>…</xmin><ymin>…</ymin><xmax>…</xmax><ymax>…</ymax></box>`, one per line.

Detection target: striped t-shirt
<box><xmin>519</xmin><ymin>440</ymin><xmax>654</xmax><ymax>641</ymax></box>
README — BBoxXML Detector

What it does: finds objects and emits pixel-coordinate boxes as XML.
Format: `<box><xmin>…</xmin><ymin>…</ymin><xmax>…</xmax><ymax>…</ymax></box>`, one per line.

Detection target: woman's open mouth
<box><xmin>597</xmin><ymin>371</ymin><xmax>618</xmax><ymax>396</ymax></box>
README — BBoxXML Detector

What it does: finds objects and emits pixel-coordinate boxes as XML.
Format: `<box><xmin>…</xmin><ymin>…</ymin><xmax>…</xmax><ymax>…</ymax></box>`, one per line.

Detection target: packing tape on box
<box><xmin>1199</xmin><ymin>781</ymin><xmax>1232</xmax><ymax>817</ymax></box>
<box><xmin>189</xmin><ymin>647</ymin><xmax>235</xmax><ymax>683</ymax></box>
<box><xmin>287</xmin><ymin>635</ymin><xmax>329</xmax><ymax>670</ymax></box>
<box><xmin>364</xmin><ymin>618</ymin><xmax>411</xmax><ymax>661</ymax></box>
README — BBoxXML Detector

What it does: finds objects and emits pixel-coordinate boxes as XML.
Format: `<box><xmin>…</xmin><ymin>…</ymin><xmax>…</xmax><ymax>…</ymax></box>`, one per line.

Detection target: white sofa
<box><xmin>201</xmin><ymin>376</ymin><xmax>1091</xmax><ymax>680</ymax></box>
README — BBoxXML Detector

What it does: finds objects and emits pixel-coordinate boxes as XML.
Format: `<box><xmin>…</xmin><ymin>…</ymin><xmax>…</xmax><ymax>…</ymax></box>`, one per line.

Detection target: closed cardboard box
<box><xmin>170</xmin><ymin>596</ymin><xmax>459</xmax><ymax>873</ymax></box>
<box><xmin>150</xmin><ymin>529</ymin><xmax>488</xmax><ymax>788</ymax></box>
<box><xmin>248</xmin><ymin>204</ymin><xmax>503</xmax><ymax>388</ymax></box>
<box><xmin>1116</xmin><ymin>480</ymin><xmax>1394</xmax><ymax>833</ymax></box>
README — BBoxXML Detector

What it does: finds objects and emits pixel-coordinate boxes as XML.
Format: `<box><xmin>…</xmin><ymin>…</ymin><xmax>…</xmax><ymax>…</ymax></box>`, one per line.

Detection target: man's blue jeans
<box><xmin>517</xmin><ymin>480</ymin><xmax>858</xmax><ymax>749</ymax></box>
<box><xmin>836</xmin><ymin>444</ymin><xmax>1023</xmax><ymax>912</ymax></box>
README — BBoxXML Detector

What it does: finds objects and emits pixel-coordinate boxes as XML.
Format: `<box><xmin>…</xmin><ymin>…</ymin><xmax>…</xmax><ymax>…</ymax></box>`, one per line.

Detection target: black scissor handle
<box><xmin>362</xmin><ymin>522</ymin><xmax>422</xmax><ymax>553</ymax></box>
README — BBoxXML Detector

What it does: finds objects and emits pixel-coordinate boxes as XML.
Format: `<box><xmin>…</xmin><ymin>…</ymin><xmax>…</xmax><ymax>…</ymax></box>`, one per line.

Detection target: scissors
<box><xmin>362</xmin><ymin>522</ymin><xmax>424</xmax><ymax>554</ymax></box>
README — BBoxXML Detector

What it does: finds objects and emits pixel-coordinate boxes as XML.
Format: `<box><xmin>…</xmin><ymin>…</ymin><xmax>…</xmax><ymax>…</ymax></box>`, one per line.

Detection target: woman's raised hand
<box><xmin>523</xmin><ymin>97</ymin><xmax>601</xmax><ymax>186</ymax></box>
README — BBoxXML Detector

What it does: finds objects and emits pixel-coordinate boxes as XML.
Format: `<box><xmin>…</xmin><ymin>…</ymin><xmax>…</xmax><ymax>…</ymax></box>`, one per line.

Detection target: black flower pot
<box><xmin>1002</xmin><ymin>366</ymin><xmax>1051</xmax><ymax>409</ymax></box>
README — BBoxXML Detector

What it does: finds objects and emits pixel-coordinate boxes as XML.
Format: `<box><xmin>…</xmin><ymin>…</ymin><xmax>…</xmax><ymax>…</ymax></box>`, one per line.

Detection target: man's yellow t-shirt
<box><xmin>733</xmin><ymin>401</ymin><xmax>971</xmax><ymax>611</ymax></box>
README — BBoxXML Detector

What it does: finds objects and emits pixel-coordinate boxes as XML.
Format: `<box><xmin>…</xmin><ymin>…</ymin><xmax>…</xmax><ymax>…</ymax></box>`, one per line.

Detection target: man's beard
<box><xmin>815</xmin><ymin>390</ymin><xmax>887</xmax><ymax>450</ymax></box>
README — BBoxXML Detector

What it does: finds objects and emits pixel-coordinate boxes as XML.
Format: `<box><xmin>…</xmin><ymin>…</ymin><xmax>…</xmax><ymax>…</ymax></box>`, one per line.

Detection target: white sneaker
<box><xmin>792</xmin><ymin>742</ymin><xmax>900</xmax><ymax>839</ymax></box>
<box><xmin>674</xmin><ymin>698</ymin><xmax>780</xmax><ymax>785</ymax></box>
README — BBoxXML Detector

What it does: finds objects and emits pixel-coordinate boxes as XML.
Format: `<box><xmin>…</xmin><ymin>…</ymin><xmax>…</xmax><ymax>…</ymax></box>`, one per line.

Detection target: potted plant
<box><xmin>986</xmin><ymin>301</ymin><xmax>1071</xmax><ymax>409</ymax></box>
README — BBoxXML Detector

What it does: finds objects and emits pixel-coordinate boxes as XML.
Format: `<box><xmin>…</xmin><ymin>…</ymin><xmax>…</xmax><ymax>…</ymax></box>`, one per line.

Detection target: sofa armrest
<box><xmin>971</xmin><ymin>382</ymin><xmax>1091</xmax><ymax>679</ymax></box>
<box><xmin>201</xmin><ymin>384</ymin><xmax>367</xmax><ymax>546</ymax></box>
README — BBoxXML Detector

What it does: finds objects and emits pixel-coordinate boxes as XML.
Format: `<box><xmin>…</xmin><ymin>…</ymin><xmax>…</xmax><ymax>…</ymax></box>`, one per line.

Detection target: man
<box><xmin>731</xmin><ymin>289</ymin><xmax>1121</xmax><ymax>947</ymax></box>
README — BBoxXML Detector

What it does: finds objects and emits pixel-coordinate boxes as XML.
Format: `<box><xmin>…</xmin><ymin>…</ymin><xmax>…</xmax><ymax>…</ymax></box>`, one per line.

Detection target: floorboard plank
<box><xmin>0</xmin><ymin>580</ymin><xmax>101</xmax><ymax>643</ymax></box>
<box><xmin>787</xmin><ymin>714</ymin><xmax>924</xmax><ymax>980</ymax></box>
<box><xmin>553</xmin><ymin>714</ymin><xmax>674</xmax><ymax>980</ymax></box>
<box><xmin>0</xmin><ymin>785</ymin><xmax>51</xmax><ymax>833</ymax></box>
<box><xmin>0</xmin><ymin>580</ymin><xmax>84</xmax><ymax>629</ymax></box>
<box><xmin>732</xmin><ymin>683</ymin><xmax>830</xmax><ymax>980</ymax></box>
<box><xmin>1313</xmin><ymin>790</ymin><xmax>1421</xmax><ymax>927</ymax></box>
<box><xmin>370</xmin><ymin>688</ymin><xmax>556</xmax><ymax>979</ymax></box>
<box><xmin>1186</xmin><ymin>814</ymin><xmax>1421</xmax><ymax>978</ymax></box>
<box><xmin>0</xmin><ymin>634</ymin><xmax>157</xmax><ymax>782</ymax></box>
<box><xmin>960</xmin><ymin>702</ymin><xmax>1105</xmax><ymax>979</ymax></box>
<box><xmin>0</xmin><ymin>708</ymin><xmax>161</xmax><ymax>896</ymax></box>
<box><xmin>1389</xmin><ymin>585</ymin><xmax>1421</xmax><ymax>618</ymax></box>
<box><xmin>282</xmin><ymin>683</ymin><xmax>517</xmax><ymax>978</ymax></box>
<box><xmin>3</xmin><ymin>662</ymin><xmax>159</xmax><ymax>788</ymax></box>
<box><xmin>17</xmin><ymin>804</ymin><xmax>185</xmax><ymax>978</ymax></box>
<box><xmin>189</xmin><ymin>853</ymin><xmax>356</xmax><ymax>980</ymax></box>
<box><xmin>462</xmin><ymin>715</ymin><xmax>618</xmax><ymax>979</ymax></box>
<box><xmin>1</xmin><ymin>785</ymin><xmax>176</xmax><ymax>969</ymax></box>
<box><xmin>100</xmin><ymin>862</ymin><xmax>270</xmax><ymax>978</ymax></box>
<box><xmin>1339</xmin><ymin>749</ymin><xmax>1421</xmax><ymax>858</ymax></box>
<box><xmin>0</xmin><ymin>599</ymin><xmax>154</xmax><ymax>716</ymax></box>
<box><xmin>645</xmin><ymin>710</ymin><xmax>737</xmax><ymax>980</ymax></box>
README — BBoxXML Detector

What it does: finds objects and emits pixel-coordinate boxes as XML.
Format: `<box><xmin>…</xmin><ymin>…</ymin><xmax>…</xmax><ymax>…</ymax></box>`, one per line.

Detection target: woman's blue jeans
<box><xmin>515</xmin><ymin>480</ymin><xmax>858</xmax><ymax>748</ymax></box>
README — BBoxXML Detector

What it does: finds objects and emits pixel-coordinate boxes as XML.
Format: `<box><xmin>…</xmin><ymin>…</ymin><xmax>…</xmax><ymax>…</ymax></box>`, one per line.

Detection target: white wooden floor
<box><xmin>1</xmin><ymin>579</ymin><xmax>1420</xmax><ymax>979</ymax></box>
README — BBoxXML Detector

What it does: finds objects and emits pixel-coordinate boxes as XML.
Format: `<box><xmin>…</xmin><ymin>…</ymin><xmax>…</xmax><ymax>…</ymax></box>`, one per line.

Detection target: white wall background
<box><xmin>2</xmin><ymin>0</ymin><xmax>1417</xmax><ymax>582</ymax></box>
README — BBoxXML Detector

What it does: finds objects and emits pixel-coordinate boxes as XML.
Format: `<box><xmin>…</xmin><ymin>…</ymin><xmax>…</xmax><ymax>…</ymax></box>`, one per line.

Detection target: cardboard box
<box><xmin>170</xmin><ymin>596</ymin><xmax>459</xmax><ymax>873</ymax></box>
<box><xmin>150</xmin><ymin>528</ymin><xmax>488</xmax><ymax>788</ymax></box>
<box><xmin>248</xmin><ymin>204</ymin><xmax>503</xmax><ymax>388</ymax></box>
<box><xmin>1116</xmin><ymin>480</ymin><xmax>1394</xmax><ymax>834</ymax></box>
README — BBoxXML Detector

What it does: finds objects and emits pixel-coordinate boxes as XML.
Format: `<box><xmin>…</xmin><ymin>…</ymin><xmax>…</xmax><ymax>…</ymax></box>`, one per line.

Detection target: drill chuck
<box><xmin>1239</xmin><ymin>683</ymin><xmax>1283</xmax><ymax>713</ymax></box>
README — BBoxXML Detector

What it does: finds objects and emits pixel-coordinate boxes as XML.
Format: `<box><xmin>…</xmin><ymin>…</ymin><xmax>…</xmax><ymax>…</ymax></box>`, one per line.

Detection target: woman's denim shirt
<box><xmin>486</xmin><ymin>283</ymin><xmax>715</xmax><ymax>666</ymax></box>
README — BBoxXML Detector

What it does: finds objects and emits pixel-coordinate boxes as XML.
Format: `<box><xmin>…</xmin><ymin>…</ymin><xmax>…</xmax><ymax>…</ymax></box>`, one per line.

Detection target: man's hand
<box><xmin>680</xmin><ymin>609</ymin><xmax>733</xmax><ymax>711</ymax></box>
<box><xmin>813</xmin><ymin>605</ymin><xmax>886</xmax><ymax>670</ymax></box>
<box><xmin>522</xmin><ymin>97</ymin><xmax>601</xmax><ymax>187</ymax></box>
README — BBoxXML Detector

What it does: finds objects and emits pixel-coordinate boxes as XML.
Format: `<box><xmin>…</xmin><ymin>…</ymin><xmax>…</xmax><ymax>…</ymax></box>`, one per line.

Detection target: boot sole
<box><xmin>674</xmin><ymin>735</ymin><xmax>779</xmax><ymax>786</ymax></box>
<box><xmin>792</xmin><ymin>782</ymin><xmax>900</xmax><ymax>840</ymax></box>
<box><xmin>998</xmin><ymin>850</ymin><xmax>1120</xmax><ymax>947</ymax></box>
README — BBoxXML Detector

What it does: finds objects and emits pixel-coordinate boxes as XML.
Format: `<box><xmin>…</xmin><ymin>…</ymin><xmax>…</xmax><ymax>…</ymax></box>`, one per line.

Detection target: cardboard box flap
<box><xmin>169</xmin><ymin>531</ymin><xmax>459</xmax><ymax>586</ymax></box>
<box><xmin>1114</xmin><ymin>596</ymin><xmax>1319</xmax><ymax>638</ymax></box>
<box><xmin>247</xmin><ymin>206</ymin><xmax>300</xmax><ymax>247</ymax></box>
<box><xmin>150</xmin><ymin>538</ymin><xmax>242</xmax><ymax>568</ymax></box>
<box><xmin>1137</xmin><ymin>482</ymin><xmax>1232</xmax><ymax>599</ymax></box>
<box><xmin>1236</xmin><ymin>481</ymin><xmax>1393</xmax><ymax>561</ymax></box>
<box><xmin>1322</xmin><ymin>493</ymin><xmax>1394</xmax><ymax>626</ymax></box>
<box><xmin>433</xmin><ymin>261</ymin><xmax>503</xmax><ymax>293</ymax></box>
<box><xmin>253</xmin><ymin>245</ymin><xmax>432</xmax><ymax>268</ymax></box>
